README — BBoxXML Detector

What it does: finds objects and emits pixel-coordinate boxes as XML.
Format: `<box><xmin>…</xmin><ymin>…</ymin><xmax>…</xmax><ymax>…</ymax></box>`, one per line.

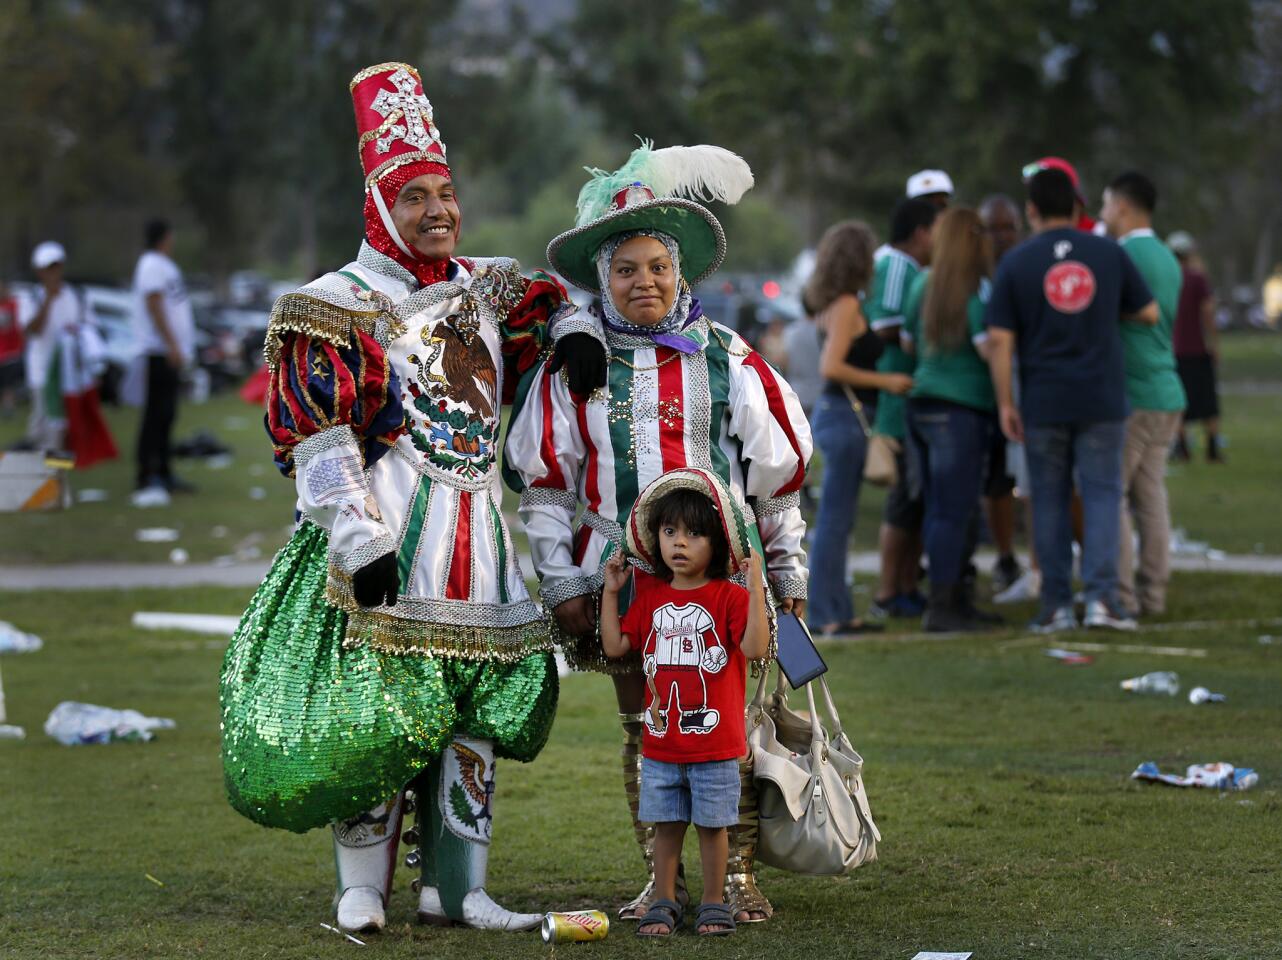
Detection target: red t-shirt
<box><xmin>621</xmin><ymin>572</ymin><xmax>749</xmax><ymax>764</ymax></box>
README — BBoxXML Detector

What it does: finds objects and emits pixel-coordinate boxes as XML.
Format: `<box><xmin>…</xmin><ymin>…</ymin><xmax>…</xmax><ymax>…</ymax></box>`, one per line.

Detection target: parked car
<box><xmin>193</xmin><ymin>303</ymin><xmax>269</xmax><ymax>390</ymax></box>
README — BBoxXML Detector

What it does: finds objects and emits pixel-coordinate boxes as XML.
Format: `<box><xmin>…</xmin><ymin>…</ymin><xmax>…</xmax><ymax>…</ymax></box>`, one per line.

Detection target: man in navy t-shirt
<box><xmin>985</xmin><ymin>168</ymin><xmax>1157</xmax><ymax>634</ymax></box>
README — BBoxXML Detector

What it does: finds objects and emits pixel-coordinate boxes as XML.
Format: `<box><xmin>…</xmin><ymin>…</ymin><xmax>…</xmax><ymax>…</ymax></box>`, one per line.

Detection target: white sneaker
<box><xmin>994</xmin><ymin>569</ymin><xmax>1041</xmax><ymax>604</ymax></box>
<box><xmin>1083</xmin><ymin>599</ymin><xmax>1137</xmax><ymax>632</ymax></box>
<box><xmin>417</xmin><ymin>885</ymin><xmax>541</xmax><ymax>931</ymax></box>
<box><xmin>130</xmin><ymin>485</ymin><xmax>171</xmax><ymax>509</ymax></box>
<box><xmin>1029</xmin><ymin>605</ymin><xmax>1078</xmax><ymax>634</ymax></box>
<box><xmin>336</xmin><ymin>885</ymin><xmax>385</xmax><ymax>933</ymax></box>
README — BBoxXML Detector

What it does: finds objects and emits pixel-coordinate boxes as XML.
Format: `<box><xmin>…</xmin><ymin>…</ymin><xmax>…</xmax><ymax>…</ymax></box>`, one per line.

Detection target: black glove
<box><xmin>352</xmin><ymin>551</ymin><xmax>399</xmax><ymax>608</ymax></box>
<box><xmin>548</xmin><ymin>332</ymin><xmax>607</xmax><ymax>395</ymax></box>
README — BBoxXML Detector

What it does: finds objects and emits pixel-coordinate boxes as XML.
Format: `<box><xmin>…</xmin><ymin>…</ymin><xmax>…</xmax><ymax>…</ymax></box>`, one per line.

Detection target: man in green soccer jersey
<box><xmin>868</xmin><ymin>197</ymin><xmax>937</xmax><ymax>618</ymax></box>
<box><xmin>1099</xmin><ymin>171</ymin><xmax>1186</xmax><ymax>617</ymax></box>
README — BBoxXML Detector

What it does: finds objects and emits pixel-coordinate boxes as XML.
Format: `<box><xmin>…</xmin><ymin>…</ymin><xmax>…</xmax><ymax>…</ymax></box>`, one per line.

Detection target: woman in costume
<box><xmin>219</xmin><ymin>62</ymin><xmax>603</xmax><ymax>935</ymax></box>
<box><xmin>504</xmin><ymin>141</ymin><xmax>812</xmax><ymax>923</ymax></box>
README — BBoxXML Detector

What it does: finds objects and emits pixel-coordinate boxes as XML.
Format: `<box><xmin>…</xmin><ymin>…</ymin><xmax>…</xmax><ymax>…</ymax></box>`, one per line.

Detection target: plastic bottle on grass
<box><xmin>43</xmin><ymin>701</ymin><xmax>176</xmax><ymax>745</ymax></box>
<box><xmin>1120</xmin><ymin>671</ymin><xmax>1180</xmax><ymax>695</ymax></box>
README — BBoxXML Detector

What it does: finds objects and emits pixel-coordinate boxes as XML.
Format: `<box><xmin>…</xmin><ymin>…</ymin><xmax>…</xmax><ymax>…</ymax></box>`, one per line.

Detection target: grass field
<box><xmin>0</xmin><ymin>577</ymin><xmax>1279</xmax><ymax>959</ymax></box>
<box><xmin>1</xmin><ymin>330</ymin><xmax>1279</xmax><ymax>958</ymax></box>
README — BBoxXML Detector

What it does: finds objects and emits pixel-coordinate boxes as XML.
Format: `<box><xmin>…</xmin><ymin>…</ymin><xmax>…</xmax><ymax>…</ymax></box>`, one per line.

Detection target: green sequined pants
<box><xmin>220</xmin><ymin>522</ymin><xmax>558</xmax><ymax>833</ymax></box>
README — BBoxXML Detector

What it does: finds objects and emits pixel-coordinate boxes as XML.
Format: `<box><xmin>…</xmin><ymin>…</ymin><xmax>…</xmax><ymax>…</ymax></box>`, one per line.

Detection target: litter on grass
<box><xmin>169</xmin><ymin>548</ymin><xmax>189</xmax><ymax>565</ymax></box>
<box><xmin>319</xmin><ymin>923</ymin><xmax>366</xmax><ymax>946</ymax></box>
<box><xmin>1188</xmin><ymin>686</ymin><xmax>1227</xmax><ymax>704</ymax></box>
<box><xmin>135</xmin><ymin>527</ymin><xmax>180</xmax><ymax>543</ymax></box>
<box><xmin>132</xmin><ymin>612</ymin><xmax>240</xmax><ymax>635</ymax></box>
<box><xmin>1120</xmin><ymin>671</ymin><xmax>1180</xmax><ymax>695</ymax></box>
<box><xmin>1045</xmin><ymin>647</ymin><xmax>1094</xmax><ymax>665</ymax></box>
<box><xmin>44</xmin><ymin>701</ymin><xmax>176</xmax><ymax>745</ymax></box>
<box><xmin>145</xmin><ymin>874</ymin><xmax>165</xmax><ymax>887</ymax></box>
<box><xmin>1132</xmin><ymin>761</ymin><xmax>1257</xmax><ymax>791</ymax></box>
<box><xmin>0</xmin><ymin>622</ymin><xmax>43</xmax><ymax>653</ymax></box>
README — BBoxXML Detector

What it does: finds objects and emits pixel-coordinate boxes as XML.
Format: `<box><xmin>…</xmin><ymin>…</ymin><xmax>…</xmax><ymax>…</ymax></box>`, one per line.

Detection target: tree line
<box><xmin>2</xmin><ymin>0</ymin><xmax>1276</xmax><ymax>294</ymax></box>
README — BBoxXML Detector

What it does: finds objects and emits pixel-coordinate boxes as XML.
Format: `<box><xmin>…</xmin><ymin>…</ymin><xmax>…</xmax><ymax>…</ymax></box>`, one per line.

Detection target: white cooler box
<box><xmin>0</xmin><ymin>451</ymin><xmax>71</xmax><ymax>512</ymax></box>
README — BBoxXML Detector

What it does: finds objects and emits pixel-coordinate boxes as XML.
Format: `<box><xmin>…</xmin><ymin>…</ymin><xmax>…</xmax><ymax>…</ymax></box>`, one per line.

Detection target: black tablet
<box><xmin>775</xmin><ymin>612</ymin><xmax>828</xmax><ymax>688</ymax></box>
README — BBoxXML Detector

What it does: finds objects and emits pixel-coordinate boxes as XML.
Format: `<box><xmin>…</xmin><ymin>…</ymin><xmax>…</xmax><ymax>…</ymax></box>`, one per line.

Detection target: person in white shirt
<box><xmin>22</xmin><ymin>241</ymin><xmax>80</xmax><ymax>451</ymax></box>
<box><xmin>132</xmin><ymin>219</ymin><xmax>195</xmax><ymax>492</ymax></box>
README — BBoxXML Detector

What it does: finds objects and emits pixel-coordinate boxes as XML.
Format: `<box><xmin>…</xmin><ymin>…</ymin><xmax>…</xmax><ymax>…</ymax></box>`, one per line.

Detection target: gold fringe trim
<box><xmin>327</xmin><ymin>573</ymin><xmax>553</xmax><ymax>661</ymax></box>
<box><xmin>553</xmin><ymin>618</ymin><xmax>641</xmax><ymax>676</ymax></box>
<box><xmin>342</xmin><ymin>611</ymin><xmax>553</xmax><ymax>662</ymax></box>
<box><xmin>265</xmin><ymin>293</ymin><xmax>381</xmax><ymax>371</ymax></box>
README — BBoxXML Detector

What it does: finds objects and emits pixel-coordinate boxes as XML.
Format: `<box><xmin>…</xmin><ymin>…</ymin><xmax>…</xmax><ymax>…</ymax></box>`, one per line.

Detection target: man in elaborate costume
<box><xmin>504</xmin><ymin>141</ymin><xmax>812</xmax><ymax>923</ymax></box>
<box><xmin>219</xmin><ymin>62</ymin><xmax>603</xmax><ymax>934</ymax></box>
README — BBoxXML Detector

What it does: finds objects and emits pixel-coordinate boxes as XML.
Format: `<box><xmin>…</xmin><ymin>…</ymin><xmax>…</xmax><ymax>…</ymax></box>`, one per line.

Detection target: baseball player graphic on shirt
<box><xmin>641</xmin><ymin>601</ymin><xmax>727</xmax><ymax>737</ymax></box>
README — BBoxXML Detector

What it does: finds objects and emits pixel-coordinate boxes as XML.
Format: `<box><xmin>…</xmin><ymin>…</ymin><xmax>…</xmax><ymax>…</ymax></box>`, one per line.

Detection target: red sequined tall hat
<box><xmin>350</xmin><ymin>62</ymin><xmax>453</xmax><ymax>271</ymax></box>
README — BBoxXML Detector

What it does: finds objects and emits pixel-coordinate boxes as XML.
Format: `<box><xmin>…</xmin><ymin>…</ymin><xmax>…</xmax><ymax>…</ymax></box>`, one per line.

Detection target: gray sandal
<box><xmin>636</xmin><ymin>898</ymin><xmax>682</xmax><ymax>938</ymax></box>
<box><xmin>695</xmin><ymin>901</ymin><xmax>736</xmax><ymax>936</ymax></box>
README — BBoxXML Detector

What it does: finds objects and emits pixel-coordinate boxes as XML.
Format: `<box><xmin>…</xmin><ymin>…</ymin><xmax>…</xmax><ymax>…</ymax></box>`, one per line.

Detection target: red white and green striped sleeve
<box><xmin>725</xmin><ymin>336</ymin><xmax>814</xmax><ymax>599</ymax></box>
<box><xmin>502</xmin><ymin>360</ymin><xmax>593</xmax><ymax>609</ymax></box>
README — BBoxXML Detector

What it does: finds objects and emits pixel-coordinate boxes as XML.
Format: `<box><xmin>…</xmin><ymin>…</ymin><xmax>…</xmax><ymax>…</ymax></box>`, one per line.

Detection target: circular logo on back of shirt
<box><xmin>1043</xmin><ymin>261</ymin><xmax>1096</xmax><ymax>313</ymax></box>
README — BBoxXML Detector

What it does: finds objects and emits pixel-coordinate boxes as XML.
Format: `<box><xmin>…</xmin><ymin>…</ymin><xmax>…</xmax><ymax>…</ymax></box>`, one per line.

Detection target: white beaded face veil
<box><xmin>594</xmin><ymin>229</ymin><xmax>693</xmax><ymax>336</ymax></box>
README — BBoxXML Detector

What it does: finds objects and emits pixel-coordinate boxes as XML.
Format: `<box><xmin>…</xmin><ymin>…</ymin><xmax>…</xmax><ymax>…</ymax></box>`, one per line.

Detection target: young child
<box><xmin>600</xmin><ymin>469</ymin><xmax>769</xmax><ymax>937</ymax></box>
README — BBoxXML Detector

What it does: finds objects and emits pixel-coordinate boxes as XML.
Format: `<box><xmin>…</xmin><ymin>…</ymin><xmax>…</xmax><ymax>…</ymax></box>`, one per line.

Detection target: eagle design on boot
<box><xmin>446</xmin><ymin>743</ymin><xmax>493</xmax><ymax>835</ymax></box>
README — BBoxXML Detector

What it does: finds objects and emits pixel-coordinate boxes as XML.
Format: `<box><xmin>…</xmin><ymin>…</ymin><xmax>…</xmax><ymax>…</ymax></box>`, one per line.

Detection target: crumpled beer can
<box><xmin>541</xmin><ymin>910</ymin><xmax>609</xmax><ymax>943</ymax></box>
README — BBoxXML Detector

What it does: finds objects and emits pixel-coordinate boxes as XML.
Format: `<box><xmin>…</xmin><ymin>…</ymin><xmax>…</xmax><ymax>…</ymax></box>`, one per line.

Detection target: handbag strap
<box><xmin>750</xmin><ymin>667</ymin><xmax>772</xmax><ymax>710</ymax></box>
<box><xmin>815</xmin><ymin>675</ymin><xmax>846</xmax><ymax>740</ymax></box>
<box><xmin>841</xmin><ymin>384</ymin><xmax>873</xmax><ymax>438</ymax></box>
<box><xmin>803</xmin><ymin>680</ymin><xmax>827</xmax><ymax>754</ymax></box>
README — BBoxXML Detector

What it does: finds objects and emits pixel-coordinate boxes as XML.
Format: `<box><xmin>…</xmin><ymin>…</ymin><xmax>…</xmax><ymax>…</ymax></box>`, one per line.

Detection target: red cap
<box><xmin>350</xmin><ymin>62</ymin><xmax>449</xmax><ymax>187</ymax></box>
<box><xmin>1023</xmin><ymin>156</ymin><xmax>1084</xmax><ymax>200</ymax></box>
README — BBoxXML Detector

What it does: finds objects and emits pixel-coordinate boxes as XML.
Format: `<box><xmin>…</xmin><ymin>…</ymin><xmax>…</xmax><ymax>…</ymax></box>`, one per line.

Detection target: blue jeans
<box><xmin>1024</xmin><ymin>419</ymin><xmax>1126</xmax><ymax>613</ymax></box>
<box><xmin>807</xmin><ymin>392</ymin><xmax>870</xmax><ymax>627</ymax></box>
<box><xmin>638</xmin><ymin>756</ymin><xmax>741</xmax><ymax>828</ymax></box>
<box><xmin>907</xmin><ymin>398</ymin><xmax>994</xmax><ymax>587</ymax></box>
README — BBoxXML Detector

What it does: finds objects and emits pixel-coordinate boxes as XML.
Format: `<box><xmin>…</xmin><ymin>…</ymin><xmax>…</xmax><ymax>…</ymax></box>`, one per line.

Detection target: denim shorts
<box><xmin>638</xmin><ymin>756</ymin><xmax>741</xmax><ymax>828</ymax></box>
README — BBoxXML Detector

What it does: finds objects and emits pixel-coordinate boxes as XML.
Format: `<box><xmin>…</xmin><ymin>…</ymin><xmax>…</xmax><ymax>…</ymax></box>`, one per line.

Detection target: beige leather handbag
<box><xmin>842</xmin><ymin>384</ymin><xmax>900</xmax><ymax>487</ymax></box>
<box><xmin>747</xmin><ymin>668</ymin><xmax>880</xmax><ymax>875</ymax></box>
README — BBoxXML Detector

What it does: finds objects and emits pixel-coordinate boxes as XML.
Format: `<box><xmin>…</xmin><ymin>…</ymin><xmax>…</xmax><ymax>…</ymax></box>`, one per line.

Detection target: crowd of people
<box><xmin>788</xmin><ymin>157</ymin><xmax>1221</xmax><ymax>636</ymax></box>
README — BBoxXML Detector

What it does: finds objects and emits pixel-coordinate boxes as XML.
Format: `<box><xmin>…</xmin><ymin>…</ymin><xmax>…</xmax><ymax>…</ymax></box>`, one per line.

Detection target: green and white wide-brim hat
<box><xmin>625</xmin><ymin>468</ymin><xmax>755</xmax><ymax>574</ymax></box>
<box><xmin>547</xmin><ymin>141</ymin><xmax>754</xmax><ymax>293</ymax></box>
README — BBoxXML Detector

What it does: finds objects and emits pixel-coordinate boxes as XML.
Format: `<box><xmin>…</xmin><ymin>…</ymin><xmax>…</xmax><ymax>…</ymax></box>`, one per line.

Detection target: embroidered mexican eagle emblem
<box><xmin>447</xmin><ymin>743</ymin><xmax>493</xmax><ymax>832</ymax></box>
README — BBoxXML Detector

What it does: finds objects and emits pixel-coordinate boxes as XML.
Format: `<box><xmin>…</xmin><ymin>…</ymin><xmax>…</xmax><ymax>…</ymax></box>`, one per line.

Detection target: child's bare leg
<box><xmin>639</xmin><ymin>821</ymin><xmax>687</xmax><ymax>935</ymax></box>
<box><xmin>695</xmin><ymin>825</ymin><xmax>730</xmax><ymax>933</ymax></box>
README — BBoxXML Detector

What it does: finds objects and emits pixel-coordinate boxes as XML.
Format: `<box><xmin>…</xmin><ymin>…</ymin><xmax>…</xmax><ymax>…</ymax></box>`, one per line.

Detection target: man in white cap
<box><xmin>906</xmin><ymin>169</ymin><xmax>954</xmax><ymax>210</ymax></box>
<box><xmin>22</xmin><ymin>241</ymin><xmax>78</xmax><ymax>451</ymax></box>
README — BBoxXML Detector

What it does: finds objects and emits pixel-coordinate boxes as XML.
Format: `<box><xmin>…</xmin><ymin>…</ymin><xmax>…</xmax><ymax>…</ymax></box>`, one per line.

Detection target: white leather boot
<box><xmin>413</xmin><ymin>738</ymin><xmax>541</xmax><ymax>931</ymax></box>
<box><xmin>332</xmin><ymin>793</ymin><xmax>404</xmax><ymax>933</ymax></box>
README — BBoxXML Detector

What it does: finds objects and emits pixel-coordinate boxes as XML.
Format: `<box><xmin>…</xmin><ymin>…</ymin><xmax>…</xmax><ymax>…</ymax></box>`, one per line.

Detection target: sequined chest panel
<box><xmin>388</xmin><ymin>290</ymin><xmax>503</xmax><ymax>488</ymax></box>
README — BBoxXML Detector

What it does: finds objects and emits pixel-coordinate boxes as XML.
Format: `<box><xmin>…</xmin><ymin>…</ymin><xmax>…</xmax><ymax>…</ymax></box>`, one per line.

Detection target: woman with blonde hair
<box><xmin>806</xmin><ymin>221</ymin><xmax>913</xmax><ymax>636</ymax></box>
<box><xmin>901</xmin><ymin>207</ymin><xmax>1000</xmax><ymax>631</ymax></box>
